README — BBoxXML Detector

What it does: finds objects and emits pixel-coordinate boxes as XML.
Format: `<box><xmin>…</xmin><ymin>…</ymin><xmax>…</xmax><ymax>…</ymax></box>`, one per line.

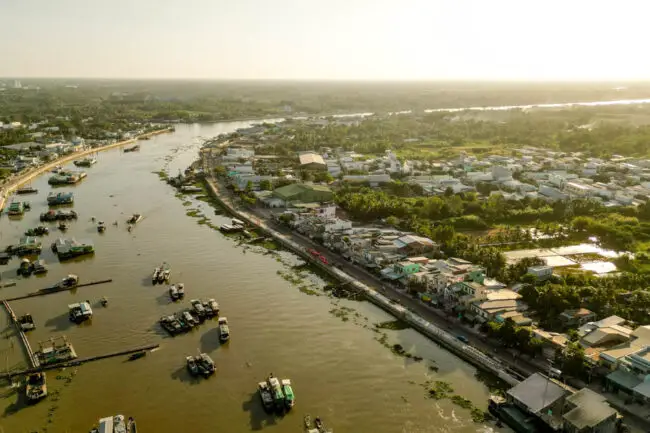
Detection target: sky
<box><xmin>0</xmin><ymin>0</ymin><xmax>648</xmax><ymax>81</ymax></box>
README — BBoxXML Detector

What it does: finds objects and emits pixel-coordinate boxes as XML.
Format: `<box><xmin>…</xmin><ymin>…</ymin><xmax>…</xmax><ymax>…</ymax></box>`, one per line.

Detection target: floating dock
<box><xmin>0</xmin><ymin>343</ymin><xmax>160</xmax><ymax>379</ymax></box>
<box><xmin>2</xmin><ymin>301</ymin><xmax>39</xmax><ymax>368</ymax></box>
<box><xmin>2</xmin><ymin>279</ymin><xmax>112</xmax><ymax>302</ymax></box>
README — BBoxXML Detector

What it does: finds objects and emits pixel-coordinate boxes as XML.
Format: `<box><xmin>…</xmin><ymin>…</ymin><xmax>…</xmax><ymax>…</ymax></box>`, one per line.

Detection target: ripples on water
<box><xmin>0</xmin><ymin>123</ymin><xmax>508</xmax><ymax>433</ymax></box>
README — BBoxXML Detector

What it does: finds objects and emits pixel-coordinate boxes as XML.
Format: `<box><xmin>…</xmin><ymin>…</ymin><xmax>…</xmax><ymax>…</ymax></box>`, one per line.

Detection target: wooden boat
<box><xmin>128</xmin><ymin>351</ymin><xmax>146</xmax><ymax>361</ymax></box>
<box><xmin>127</xmin><ymin>214</ymin><xmax>142</xmax><ymax>224</ymax></box>
<box><xmin>218</xmin><ymin>317</ymin><xmax>230</xmax><ymax>342</ymax></box>
<box><xmin>16</xmin><ymin>186</ymin><xmax>38</xmax><ymax>195</ymax></box>
<box><xmin>25</xmin><ymin>372</ymin><xmax>47</xmax><ymax>402</ymax></box>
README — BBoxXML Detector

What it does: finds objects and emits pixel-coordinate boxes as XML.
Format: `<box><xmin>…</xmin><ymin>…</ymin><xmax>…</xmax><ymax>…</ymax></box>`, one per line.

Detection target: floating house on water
<box><xmin>7</xmin><ymin>201</ymin><xmax>25</xmax><ymax>215</ymax></box>
<box><xmin>48</xmin><ymin>170</ymin><xmax>86</xmax><ymax>185</ymax></box>
<box><xmin>35</xmin><ymin>336</ymin><xmax>77</xmax><ymax>366</ymax></box>
<box><xmin>13</xmin><ymin>236</ymin><xmax>42</xmax><ymax>255</ymax></box>
<box><xmin>51</xmin><ymin>238</ymin><xmax>94</xmax><ymax>260</ymax></box>
<box><xmin>47</xmin><ymin>192</ymin><xmax>74</xmax><ymax>205</ymax></box>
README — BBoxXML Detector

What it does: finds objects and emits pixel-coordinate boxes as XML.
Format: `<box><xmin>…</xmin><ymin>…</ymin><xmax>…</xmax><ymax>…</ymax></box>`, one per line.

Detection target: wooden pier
<box><xmin>2</xmin><ymin>279</ymin><xmax>113</xmax><ymax>302</ymax></box>
<box><xmin>1</xmin><ymin>301</ymin><xmax>39</xmax><ymax>369</ymax></box>
<box><xmin>0</xmin><ymin>343</ymin><xmax>160</xmax><ymax>379</ymax></box>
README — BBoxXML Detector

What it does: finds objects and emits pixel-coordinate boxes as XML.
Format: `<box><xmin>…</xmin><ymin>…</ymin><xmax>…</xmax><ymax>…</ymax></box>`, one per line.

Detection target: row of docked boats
<box><xmin>24</xmin><ymin>225</ymin><xmax>49</xmax><ymax>236</ymax></box>
<box><xmin>186</xmin><ymin>353</ymin><xmax>216</xmax><ymax>378</ymax></box>
<box><xmin>258</xmin><ymin>374</ymin><xmax>295</xmax><ymax>413</ymax></box>
<box><xmin>152</xmin><ymin>262</ymin><xmax>171</xmax><ymax>284</ymax></box>
<box><xmin>40</xmin><ymin>209</ymin><xmax>77</xmax><ymax>221</ymax></box>
<box><xmin>159</xmin><ymin>306</ymin><xmax>227</xmax><ymax>338</ymax></box>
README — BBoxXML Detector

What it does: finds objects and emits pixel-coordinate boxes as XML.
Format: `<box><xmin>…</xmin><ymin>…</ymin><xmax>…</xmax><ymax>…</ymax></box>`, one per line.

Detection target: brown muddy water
<box><xmin>0</xmin><ymin>122</ymin><xmax>509</xmax><ymax>433</ymax></box>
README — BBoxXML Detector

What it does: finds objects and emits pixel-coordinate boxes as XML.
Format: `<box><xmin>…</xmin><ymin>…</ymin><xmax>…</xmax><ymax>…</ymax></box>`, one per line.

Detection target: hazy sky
<box><xmin>0</xmin><ymin>0</ymin><xmax>647</xmax><ymax>80</ymax></box>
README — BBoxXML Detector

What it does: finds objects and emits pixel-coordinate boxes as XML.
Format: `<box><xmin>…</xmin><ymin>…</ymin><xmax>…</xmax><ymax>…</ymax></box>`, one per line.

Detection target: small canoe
<box><xmin>128</xmin><ymin>351</ymin><xmax>146</xmax><ymax>361</ymax></box>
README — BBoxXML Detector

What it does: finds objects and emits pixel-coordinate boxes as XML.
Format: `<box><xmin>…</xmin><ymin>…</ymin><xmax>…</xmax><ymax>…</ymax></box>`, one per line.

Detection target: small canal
<box><xmin>0</xmin><ymin>122</ymin><xmax>508</xmax><ymax>433</ymax></box>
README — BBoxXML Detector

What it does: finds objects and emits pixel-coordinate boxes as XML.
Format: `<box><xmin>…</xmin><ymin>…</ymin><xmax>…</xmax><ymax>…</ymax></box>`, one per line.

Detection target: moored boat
<box><xmin>258</xmin><ymin>381</ymin><xmax>274</xmax><ymax>412</ymax></box>
<box><xmin>204</xmin><ymin>298</ymin><xmax>219</xmax><ymax>316</ymax></box>
<box><xmin>73</xmin><ymin>157</ymin><xmax>97</xmax><ymax>167</ymax></box>
<box><xmin>169</xmin><ymin>284</ymin><xmax>180</xmax><ymax>301</ymax></box>
<box><xmin>47</xmin><ymin>191</ymin><xmax>74</xmax><ymax>205</ymax></box>
<box><xmin>281</xmin><ymin>379</ymin><xmax>295</xmax><ymax>410</ymax></box>
<box><xmin>152</xmin><ymin>267</ymin><xmax>161</xmax><ymax>285</ymax></box>
<box><xmin>25</xmin><ymin>372</ymin><xmax>47</xmax><ymax>402</ymax></box>
<box><xmin>16</xmin><ymin>186</ymin><xmax>38</xmax><ymax>195</ymax></box>
<box><xmin>32</xmin><ymin>259</ymin><xmax>48</xmax><ymax>274</ymax></box>
<box><xmin>18</xmin><ymin>313</ymin><xmax>35</xmax><ymax>331</ymax></box>
<box><xmin>186</xmin><ymin>355</ymin><xmax>200</xmax><ymax>376</ymax></box>
<box><xmin>127</xmin><ymin>417</ymin><xmax>137</xmax><ymax>433</ymax></box>
<box><xmin>18</xmin><ymin>258</ymin><xmax>32</xmax><ymax>276</ymax></box>
<box><xmin>126</xmin><ymin>213</ymin><xmax>142</xmax><ymax>224</ymax></box>
<box><xmin>267</xmin><ymin>375</ymin><xmax>285</xmax><ymax>412</ymax></box>
<box><xmin>97</xmin><ymin>221</ymin><xmax>106</xmax><ymax>233</ymax></box>
<box><xmin>176</xmin><ymin>283</ymin><xmax>185</xmax><ymax>298</ymax></box>
<box><xmin>68</xmin><ymin>301</ymin><xmax>93</xmax><ymax>323</ymax></box>
<box><xmin>190</xmin><ymin>299</ymin><xmax>206</xmax><ymax>319</ymax></box>
<box><xmin>218</xmin><ymin>317</ymin><xmax>230</xmax><ymax>342</ymax></box>
<box><xmin>7</xmin><ymin>201</ymin><xmax>24</xmax><ymax>216</ymax></box>
<box><xmin>51</xmin><ymin>238</ymin><xmax>93</xmax><ymax>260</ymax></box>
<box><xmin>58</xmin><ymin>222</ymin><xmax>69</xmax><ymax>231</ymax></box>
<box><xmin>158</xmin><ymin>262</ymin><xmax>171</xmax><ymax>283</ymax></box>
<box><xmin>128</xmin><ymin>351</ymin><xmax>146</xmax><ymax>361</ymax></box>
<box><xmin>124</xmin><ymin>144</ymin><xmax>140</xmax><ymax>152</ymax></box>
<box><xmin>25</xmin><ymin>226</ymin><xmax>49</xmax><ymax>236</ymax></box>
<box><xmin>196</xmin><ymin>353</ymin><xmax>216</xmax><ymax>377</ymax></box>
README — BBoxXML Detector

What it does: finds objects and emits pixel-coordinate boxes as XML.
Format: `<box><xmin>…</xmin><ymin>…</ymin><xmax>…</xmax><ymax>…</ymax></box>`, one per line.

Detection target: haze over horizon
<box><xmin>1</xmin><ymin>0</ymin><xmax>647</xmax><ymax>81</ymax></box>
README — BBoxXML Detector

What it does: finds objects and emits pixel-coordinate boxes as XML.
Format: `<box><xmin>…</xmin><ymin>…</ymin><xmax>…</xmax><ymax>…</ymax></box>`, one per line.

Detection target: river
<box><xmin>0</xmin><ymin>122</ymin><xmax>506</xmax><ymax>433</ymax></box>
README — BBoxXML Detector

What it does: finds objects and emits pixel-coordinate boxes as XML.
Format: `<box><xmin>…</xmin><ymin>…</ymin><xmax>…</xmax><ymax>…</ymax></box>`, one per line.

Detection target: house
<box><xmin>272</xmin><ymin>183</ymin><xmax>333</xmax><ymax>205</ymax></box>
<box><xmin>579</xmin><ymin>316</ymin><xmax>634</xmax><ymax>350</ymax></box>
<box><xmin>299</xmin><ymin>152</ymin><xmax>326</xmax><ymax>170</ymax></box>
<box><xmin>560</xmin><ymin>308</ymin><xmax>596</xmax><ymax>327</ymax></box>
<box><xmin>393</xmin><ymin>235</ymin><xmax>437</xmax><ymax>255</ymax></box>
<box><xmin>380</xmin><ymin>261</ymin><xmax>420</xmax><ymax>281</ymax></box>
<box><xmin>506</xmin><ymin>373</ymin><xmax>570</xmax><ymax>430</ymax></box>
<box><xmin>342</xmin><ymin>174</ymin><xmax>390</xmax><ymax>186</ymax></box>
<box><xmin>527</xmin><ymin>265</ymin><xmax>553</xmax><ymax>281</ymax></box>
<box><xmin>562</xmin><ymin>389</ymin><xmax>618</xmax><ymax>433</ymax></box>
<box><xmin>605</xmin><ymin>346</ymin><xmax>650</xmax><ymax>405</ymax></box>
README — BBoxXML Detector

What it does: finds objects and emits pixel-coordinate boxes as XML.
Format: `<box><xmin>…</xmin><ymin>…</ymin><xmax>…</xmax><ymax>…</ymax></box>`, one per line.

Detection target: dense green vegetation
<box><xmin>5</xmin><ymin>80</ymin><xmax>650</xmax><ymax>155</ymax></box>
<box><xmin>519</xmin><ymin>272</ymin><xmax>650</xmax><ymax>328</ymax></box>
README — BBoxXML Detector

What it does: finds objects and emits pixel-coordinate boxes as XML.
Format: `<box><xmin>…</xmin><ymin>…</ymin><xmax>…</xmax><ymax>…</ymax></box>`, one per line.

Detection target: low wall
<box><xmin>202</xmin><ymin>176</ymin><xmax>520</xmax><ymax>385</ymax></box>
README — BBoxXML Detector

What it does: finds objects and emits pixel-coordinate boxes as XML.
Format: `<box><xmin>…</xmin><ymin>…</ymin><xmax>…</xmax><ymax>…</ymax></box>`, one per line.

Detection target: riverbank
<box><xmin>0</xmin><ymin>127</ymin><xmax>173</xmax><ymax>211</ymax></box>
<box><xmin>200</xmin><ymin>170</ymin><xmax>520</xmax><ymax>385</ymax></box>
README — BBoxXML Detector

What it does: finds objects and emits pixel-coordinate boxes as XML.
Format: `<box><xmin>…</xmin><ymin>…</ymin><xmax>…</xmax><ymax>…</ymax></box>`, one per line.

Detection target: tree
<box><xmin>259</xmin><ymin>179</ymin><xmax>273</xmax><ymax>191</ymax></box>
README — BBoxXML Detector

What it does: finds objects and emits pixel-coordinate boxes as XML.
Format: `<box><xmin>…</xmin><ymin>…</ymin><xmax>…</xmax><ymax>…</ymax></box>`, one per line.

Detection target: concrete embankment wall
<box><xmin>0</xmin><ymin>128</ymin><xmax>173</xmax><ymax>211</ymax></box>
<box><xmin>202</xmin><ymin>177</ymin><xmax>520</xmax><ymax>386</ymax></box>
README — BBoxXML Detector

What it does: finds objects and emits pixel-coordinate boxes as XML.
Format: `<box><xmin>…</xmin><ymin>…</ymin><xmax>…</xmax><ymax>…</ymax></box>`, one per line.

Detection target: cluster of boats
<box><xmin>24</xmin><ymin>226</ymin><xmax>49</xmax><ymax>236</ymax></box>
<box><xmin>186</xmin><ymin>353</ymin><xmax>216</xmax><ymax>378</ymax></box>
<box><xmin>169</xmin><ymin>283</ymin><xmax>185</xmax><ymax>300</ymax></box>
<box><xmin>18</xmin><ymin>257</ymin><xmax>48</xmax><ymax>276</ymax></box>
<box><xmin>152</xmin><ymin>262</ymin><xmax>171</xmax><ymax>285</ymax></box>
<box><xmin>90</xmin><ymin>414</ymin><xmax>137</xmax><ymax>433</ymax></box>
<box><xmin>158</xmin><ymin>301</ymin><xmax>227</xmax><ymax>338</ymax></box>
<box><xmin>258</xmin><ymin>374</ymin><xmax>295</xmax><ymax>413</ymax></box>
<box><xmin>40</xmin><ymin>209</ymin><xmax>78</xmax><ymax>222</ymax></box>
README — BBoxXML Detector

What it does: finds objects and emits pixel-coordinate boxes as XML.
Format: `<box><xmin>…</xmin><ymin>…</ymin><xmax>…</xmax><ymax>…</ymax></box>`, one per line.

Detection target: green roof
<box><xmin>273</xmin><ymin>183</ymin><xmax>333</xmax><ymax>201</ymax></box>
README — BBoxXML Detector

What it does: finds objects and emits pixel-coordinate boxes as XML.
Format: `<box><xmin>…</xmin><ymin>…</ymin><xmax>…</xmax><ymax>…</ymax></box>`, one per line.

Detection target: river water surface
<box><xmin>0</xmin><ymin>122</ymin><xmax>507</xmax><ymax>433</ymax></box>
